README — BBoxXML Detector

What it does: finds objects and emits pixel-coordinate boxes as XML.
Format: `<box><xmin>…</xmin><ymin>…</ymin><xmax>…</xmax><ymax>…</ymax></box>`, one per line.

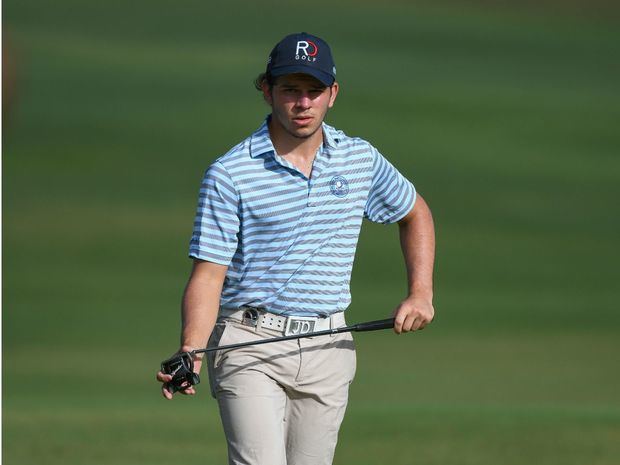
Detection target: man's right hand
<box><xmin>156</xmin><ymin>348</ymin><xmax>203</xmax><ymax>400</ymax></box>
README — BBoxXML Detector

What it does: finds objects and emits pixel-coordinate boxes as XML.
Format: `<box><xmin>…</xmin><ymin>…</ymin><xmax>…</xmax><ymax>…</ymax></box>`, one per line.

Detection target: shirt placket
<box><xmin>272</xmin><ymin>146</ymin><xmax>328</xmax><ymax>207</ymax></box>
<box><xmin>270</xmin><ymin>152</ymin><xmax>312</xmax><ymax>205</ymax></box>
<box><xmin>307</xmin><ymin>146</ymin><xmax>329</xmax><ymax>207</ymax></box>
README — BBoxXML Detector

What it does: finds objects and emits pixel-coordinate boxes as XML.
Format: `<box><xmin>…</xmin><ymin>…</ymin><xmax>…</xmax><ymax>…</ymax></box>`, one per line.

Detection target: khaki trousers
<box><xmin>207</xmin><ymin>316</ymin><xmax>357</xmax><ymax>465</ymax></box>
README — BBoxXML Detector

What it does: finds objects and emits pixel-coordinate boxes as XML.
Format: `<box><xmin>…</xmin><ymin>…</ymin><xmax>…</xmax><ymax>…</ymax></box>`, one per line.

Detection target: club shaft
<box><xmin>193</xmin><ymin>318</ymin><xmax>395</xmax><ymax>355</ymax></box>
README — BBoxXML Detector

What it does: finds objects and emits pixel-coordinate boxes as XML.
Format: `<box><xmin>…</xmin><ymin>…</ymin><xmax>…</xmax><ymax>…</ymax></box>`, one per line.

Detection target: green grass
<box><xmin>3</xmin><ymin>1</ymin><xmax>620</xmax><ymax>464</ymax></box>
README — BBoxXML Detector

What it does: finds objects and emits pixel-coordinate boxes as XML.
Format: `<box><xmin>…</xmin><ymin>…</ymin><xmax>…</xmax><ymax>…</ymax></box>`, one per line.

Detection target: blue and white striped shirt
<box><xmin>189</xmin><ymin>118</ymin><xmax>416</xmax><ymax>316</ymax></box>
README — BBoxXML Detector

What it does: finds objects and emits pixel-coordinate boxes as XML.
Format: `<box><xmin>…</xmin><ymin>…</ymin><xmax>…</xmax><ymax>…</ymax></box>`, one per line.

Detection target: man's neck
<box><xmin>267</xmin><ymin>117</ymin><xmax>324</xmax><ymax>160</ymax></box>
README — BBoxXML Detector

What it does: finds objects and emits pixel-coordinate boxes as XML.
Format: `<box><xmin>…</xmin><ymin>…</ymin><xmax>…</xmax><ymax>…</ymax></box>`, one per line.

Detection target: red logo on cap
<box><xmin>307</xmin><ymin>41</ymin><xmax>318</xmax><ymax>57</ymax></box>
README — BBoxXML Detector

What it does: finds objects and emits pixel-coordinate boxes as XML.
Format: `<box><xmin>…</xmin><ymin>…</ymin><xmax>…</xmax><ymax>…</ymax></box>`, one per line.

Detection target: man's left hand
<box><xmin>392</xmin><ymin>296</ymin><xmax>434</xmax><ymax>334</ymax></box>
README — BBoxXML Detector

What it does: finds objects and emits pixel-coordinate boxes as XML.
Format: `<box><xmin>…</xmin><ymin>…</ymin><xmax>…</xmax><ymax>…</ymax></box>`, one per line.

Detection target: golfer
<box><xmin>157</xmin><ymin>32</ymin><xmax>435</xmax><ymax>465</ymax></box>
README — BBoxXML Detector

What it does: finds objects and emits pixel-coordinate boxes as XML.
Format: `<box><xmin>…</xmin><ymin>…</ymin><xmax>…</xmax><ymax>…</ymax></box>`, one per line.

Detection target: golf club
<box><xmin>161</xmin><ymin>317</ymin><xmax>395</xmax><ymax>393</ymax></box>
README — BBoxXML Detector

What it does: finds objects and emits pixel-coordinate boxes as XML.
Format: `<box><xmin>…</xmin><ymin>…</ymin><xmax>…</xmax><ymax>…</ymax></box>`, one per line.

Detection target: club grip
<box><xmin>353</xmin><ymin>318</ymin><xmax>395</xmax><ymax>332</ymax></box>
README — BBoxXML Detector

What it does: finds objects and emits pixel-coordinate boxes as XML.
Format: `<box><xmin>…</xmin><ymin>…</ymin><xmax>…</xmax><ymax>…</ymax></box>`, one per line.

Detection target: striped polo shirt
<box><xmin>189</xmin><ymin>117</ymin><xmax>416</xmax><ymax>316</ymax></box>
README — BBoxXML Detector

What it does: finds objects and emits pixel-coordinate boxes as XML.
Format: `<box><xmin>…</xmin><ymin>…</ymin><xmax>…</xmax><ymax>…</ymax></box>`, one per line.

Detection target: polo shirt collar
<box><xmin>249</xmin><ymin>116</ymin><xmax>340</xmax><ymax>158</ymax></box>
<box><xmin>249</xmin><ymin>118</ymin><xmax>275</xmax><ymax>158</ymax></box>
<box><xmin>321</xmin><ymin>122</ymin><xmax>341</xmax><ymax>150</ymax></box>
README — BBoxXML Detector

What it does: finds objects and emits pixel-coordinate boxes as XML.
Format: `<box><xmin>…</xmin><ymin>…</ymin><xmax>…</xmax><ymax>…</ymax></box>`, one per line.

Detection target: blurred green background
<box><xmin>3</xmin><ymin>1</ymin><xmax>620</xmax><ymax>464</ymax></box>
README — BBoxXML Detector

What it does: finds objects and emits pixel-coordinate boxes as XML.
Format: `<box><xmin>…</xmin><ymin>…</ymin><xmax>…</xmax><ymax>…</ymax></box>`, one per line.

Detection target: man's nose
<box><xmin>295</xmin><ymin>93</ymin><xmax>312</xmax><ymax>108</ymax></box>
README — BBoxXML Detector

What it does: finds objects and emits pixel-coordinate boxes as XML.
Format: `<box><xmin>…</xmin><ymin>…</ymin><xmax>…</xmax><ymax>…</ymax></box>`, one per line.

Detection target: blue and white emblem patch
<box><xmin>329</xmin><ymin>175</ymin><xmax>349</xmax><ymax>198</ymax></box>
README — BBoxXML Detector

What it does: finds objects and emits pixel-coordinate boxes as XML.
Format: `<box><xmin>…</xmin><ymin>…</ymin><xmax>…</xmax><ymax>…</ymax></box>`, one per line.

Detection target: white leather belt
<box><xmin>219</xmin><ymin>307</ymin><xmax>346</xmax><ymax>336</ymax></box>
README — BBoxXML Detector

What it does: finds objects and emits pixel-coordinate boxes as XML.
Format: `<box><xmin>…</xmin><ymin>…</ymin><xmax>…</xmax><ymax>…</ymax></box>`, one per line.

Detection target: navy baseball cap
<box><xmin>266</xmin><ymin>32</ymin><xmax>336</xmax><ymax>86</ymax></box>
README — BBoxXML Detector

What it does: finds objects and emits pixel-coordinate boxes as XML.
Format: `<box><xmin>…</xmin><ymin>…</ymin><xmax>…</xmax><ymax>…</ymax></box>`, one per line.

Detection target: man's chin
<box><xmin>287</xmin><ymin>125</ymin><xmax>321</xmax><ymax>140</ymax></box>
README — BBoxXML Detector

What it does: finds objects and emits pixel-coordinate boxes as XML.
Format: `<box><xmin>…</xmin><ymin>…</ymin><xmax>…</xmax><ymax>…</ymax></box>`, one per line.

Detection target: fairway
<box><xmin>3</xmin><ymin>1</ymin><xmax>620</xmax><ymax>464</ymax></box>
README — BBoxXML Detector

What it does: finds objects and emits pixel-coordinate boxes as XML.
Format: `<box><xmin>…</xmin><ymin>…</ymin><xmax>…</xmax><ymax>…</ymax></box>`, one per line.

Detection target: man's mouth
<box><xmin>293</xmin><ymin>116</ymin><xmax>313</xmax><ymax>126</ymax></box>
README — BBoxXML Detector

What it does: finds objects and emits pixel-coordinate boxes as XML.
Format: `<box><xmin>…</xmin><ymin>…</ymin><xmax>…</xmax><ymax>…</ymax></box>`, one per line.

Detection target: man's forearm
<box><xmin>180</xmin><ymin>260</ymin><xmax>228</xmax><ymax>350</ymax></box>
<box><xmin>398</xmin><ymin>194</ymin><xmax>435</xmax><ymax>299</ymax></box>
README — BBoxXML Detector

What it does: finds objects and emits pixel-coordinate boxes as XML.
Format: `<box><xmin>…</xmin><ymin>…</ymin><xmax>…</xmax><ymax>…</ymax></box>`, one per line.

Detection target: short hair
<box><xmin>254</xmin><ymin>72</ymin><xmax>276</xmax><ymax>91</ymax></box>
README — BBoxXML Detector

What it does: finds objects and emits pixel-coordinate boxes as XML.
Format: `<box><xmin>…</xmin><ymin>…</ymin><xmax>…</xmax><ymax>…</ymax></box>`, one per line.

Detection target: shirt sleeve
<box><xmin>364</xmin><ymin>145</ymin><xmax>416</xmax><ymax>224</ymax></box>
<box><xmin>189</xmin><ymin>162</ymin><xmax>240</xmax><ymax>265</ymax></box>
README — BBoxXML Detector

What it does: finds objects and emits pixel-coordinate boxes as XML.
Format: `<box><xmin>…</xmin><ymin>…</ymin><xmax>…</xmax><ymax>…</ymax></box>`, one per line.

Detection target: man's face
<box><xmin>263</xmin><ymin>73</ymin><xmax>339</xmax><ymax>140</ymax></box>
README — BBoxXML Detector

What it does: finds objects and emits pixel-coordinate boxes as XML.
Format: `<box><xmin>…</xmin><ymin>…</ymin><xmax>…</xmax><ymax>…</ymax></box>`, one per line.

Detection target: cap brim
<box><xmin>270</xmin><ymin>65</ymin><xmax>335</xmax><ymax>86</ymax></box>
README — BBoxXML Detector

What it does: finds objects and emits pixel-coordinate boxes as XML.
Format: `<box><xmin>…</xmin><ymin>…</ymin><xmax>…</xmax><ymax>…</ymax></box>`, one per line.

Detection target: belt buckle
<box><xmin>284</xmin><ymin>316</ymin><xmax>317</xmax><ymax>336</ymax></box>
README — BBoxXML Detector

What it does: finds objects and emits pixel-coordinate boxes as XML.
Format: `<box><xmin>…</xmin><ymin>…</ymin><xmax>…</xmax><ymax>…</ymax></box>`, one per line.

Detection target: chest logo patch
<box><xmin>330</xmin><ymin>175</ymin><xmax>349</xmax><ymax>198</ymax></box>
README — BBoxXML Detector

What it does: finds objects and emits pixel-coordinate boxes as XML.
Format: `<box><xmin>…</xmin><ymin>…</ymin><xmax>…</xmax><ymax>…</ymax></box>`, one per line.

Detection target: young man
<box><xmin>157</xmin><ymin>32</ymin><xmax>435</xmax><ymax>465</ymax></box>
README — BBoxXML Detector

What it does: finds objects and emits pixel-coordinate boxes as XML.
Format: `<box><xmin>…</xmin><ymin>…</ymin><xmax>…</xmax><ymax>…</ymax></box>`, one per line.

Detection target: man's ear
<box><xmin>328</xmin><ymin>82</ymin><xmax>339</xmax><ymax>108</ymax></box>
<box><xmin>261</xmin><ymin>81</ymin><xmax>273</xmax><ymax>105</ymax></box>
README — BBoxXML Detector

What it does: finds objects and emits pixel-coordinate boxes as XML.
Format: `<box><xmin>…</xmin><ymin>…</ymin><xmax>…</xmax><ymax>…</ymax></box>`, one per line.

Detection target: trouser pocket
<box><xmin>206</xmin><ymin>321</ymin><xmax>232</xmax><ymax>398</ymax></box>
